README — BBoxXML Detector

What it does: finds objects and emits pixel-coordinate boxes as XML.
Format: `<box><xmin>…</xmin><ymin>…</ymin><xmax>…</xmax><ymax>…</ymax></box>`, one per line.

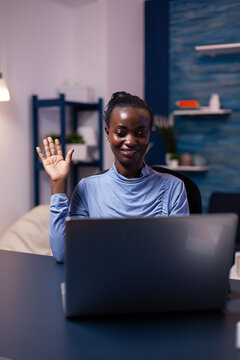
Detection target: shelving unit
<box><xmin>195</xmin><ymin>43</ymin><xmax>240</xmax><ymax>56</ymax></box>
<box><xmin>33</xmin><ymin>94</ymin><xmax>103</xmax><ymax>206</ymax></box>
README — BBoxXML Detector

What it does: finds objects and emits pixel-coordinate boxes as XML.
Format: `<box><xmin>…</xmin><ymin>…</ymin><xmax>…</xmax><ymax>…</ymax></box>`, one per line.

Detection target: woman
<box><xmin>37</xmin><ymin>91</ymin><xmax>189</xmax><ymax>262</ymax></box>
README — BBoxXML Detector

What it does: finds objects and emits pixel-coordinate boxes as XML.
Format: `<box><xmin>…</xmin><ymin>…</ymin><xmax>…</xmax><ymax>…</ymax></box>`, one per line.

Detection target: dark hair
<box><xmin>104</xmin><ymin>91</ymin><xmax>153</xmax><ymax>128</ymax></box>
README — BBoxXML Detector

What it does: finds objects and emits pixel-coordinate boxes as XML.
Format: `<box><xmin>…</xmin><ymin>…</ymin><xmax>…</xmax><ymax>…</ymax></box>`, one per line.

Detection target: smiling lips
<box><xmin>120</xmin><ymin>148</ymin><xmax>138</xmax><ymax>157</ymax></box>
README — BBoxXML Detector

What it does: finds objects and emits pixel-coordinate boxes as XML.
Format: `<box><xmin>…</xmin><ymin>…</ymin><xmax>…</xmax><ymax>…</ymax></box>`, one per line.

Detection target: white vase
<box><xmin>169</xmin><ymin>159</ymin><xmax>179</xmax><ymax>168</ymax></box>
<box><xmin>165</xmin><ymin>153</ymin><xmax>172</xmax><ymax>166</ymax></box>
<box><xmin>209</xmin><ymin>93</ymin><xmax>221</xmax><ymax>111</ymax></box>
<box><xmin>66</xmin><ymin>144</ymin><xmax>90</xmax><ymax>162</ymax></box>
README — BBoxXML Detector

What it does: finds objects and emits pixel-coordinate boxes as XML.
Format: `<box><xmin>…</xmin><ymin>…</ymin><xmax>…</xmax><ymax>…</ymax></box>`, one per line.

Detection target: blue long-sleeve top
<box><xmin>50</xmin><ymin>163</ymin><xmax>189</xmax><ymax>262</ymax></box>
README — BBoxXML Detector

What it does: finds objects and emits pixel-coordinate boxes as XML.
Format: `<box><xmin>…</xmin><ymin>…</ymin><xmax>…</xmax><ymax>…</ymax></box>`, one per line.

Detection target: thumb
<box><xmin>65</xmin><ymin>148</ymin><xmax>74</xmax><ymax>163</ymax></box>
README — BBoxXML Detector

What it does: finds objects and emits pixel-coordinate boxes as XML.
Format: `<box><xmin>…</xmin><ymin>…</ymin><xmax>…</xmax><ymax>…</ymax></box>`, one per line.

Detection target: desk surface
<box><xmin>0</xmin><ymin>250</ymin><xmax>240</xmax><ymax>360</ymax></box>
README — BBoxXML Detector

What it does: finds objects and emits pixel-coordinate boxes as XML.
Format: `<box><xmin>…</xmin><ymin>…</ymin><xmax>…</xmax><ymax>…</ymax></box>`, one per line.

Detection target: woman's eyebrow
<box><xmin>116</xmin><ymin>125</ymin><xmax>147</xmax><ymax>129</ymax></box>
<box><xmin>116</xmin><ymin>125</ymin><xmax>127</xmax><ymax>129</ymax></box>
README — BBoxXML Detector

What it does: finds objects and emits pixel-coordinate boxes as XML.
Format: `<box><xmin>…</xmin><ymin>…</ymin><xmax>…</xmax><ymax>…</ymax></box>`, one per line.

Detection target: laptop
<box><xmin>62</xmin><ymin>213</ymin><xmax>237</xmax><ymax>318</ymax></box>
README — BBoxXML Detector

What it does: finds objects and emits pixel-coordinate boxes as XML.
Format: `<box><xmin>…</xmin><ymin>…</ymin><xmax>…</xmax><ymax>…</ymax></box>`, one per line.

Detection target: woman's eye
<box><xmin>116</xmin><ymin>131</ymin><xmax>126</xmax><ymax>137</ymax></box>
<box><xmin>136</xmin><ymin>130</ymin><xmax>146</xmax><ymax>137</ymax></box>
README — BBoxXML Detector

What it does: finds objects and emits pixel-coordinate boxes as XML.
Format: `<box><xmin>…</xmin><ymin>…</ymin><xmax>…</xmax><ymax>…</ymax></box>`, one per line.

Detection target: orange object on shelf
<box><xmin>176</xmin><ymin>100</ymin><xmax>200</xmax><ymax>108</ymax></box>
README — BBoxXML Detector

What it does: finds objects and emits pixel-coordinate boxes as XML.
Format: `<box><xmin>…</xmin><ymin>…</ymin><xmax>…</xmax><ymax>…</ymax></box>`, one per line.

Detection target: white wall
<box><xmin>0</xmin><ymin>0</ymin><xmax>144</xmax><ymax>239</ymax></box>
<box><xmin>105</xmin><ymin>0</ymin><xmax>144</xmax><ymax>168</ymax></box>
<box><xmin>106</xmin><ymin>0</ymin><xmax>144</xmax><ymax>99</ymax></box>
<box><xmin>72</xmin><ymin>0</ymin><xmax>144</xmax><ymax>168</ymax></box>
<box><xmin>0</xmin><ymin>0</ymin><xmax>74</xmax><ymax>238</ymax></box>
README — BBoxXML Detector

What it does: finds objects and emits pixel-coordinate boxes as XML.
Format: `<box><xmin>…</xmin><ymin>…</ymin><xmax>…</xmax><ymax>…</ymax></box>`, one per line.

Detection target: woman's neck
<box><xmin>114</xmin><ymin>160</ymin><xmax>144</xmax><ymax>178</ymax></box>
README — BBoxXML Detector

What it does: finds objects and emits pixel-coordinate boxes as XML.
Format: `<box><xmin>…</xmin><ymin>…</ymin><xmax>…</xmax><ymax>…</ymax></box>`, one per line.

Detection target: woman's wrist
<box><xmin>51</xmin><ymin>179</ymin><xmax>67</xmax><ymax>195</ymax></box>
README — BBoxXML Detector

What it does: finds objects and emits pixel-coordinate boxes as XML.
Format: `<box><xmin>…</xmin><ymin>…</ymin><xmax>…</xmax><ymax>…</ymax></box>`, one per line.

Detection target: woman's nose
<box><xmin>125</xmin><ymin>133</ymin><xmax>137</xmax><ymax>145</ymax></box>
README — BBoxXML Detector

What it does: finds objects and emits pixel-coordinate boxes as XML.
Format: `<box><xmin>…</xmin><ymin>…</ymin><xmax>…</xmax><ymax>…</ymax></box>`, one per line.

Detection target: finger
<box><xmin>47</xmin><ymin>137</ymin><xmax>56</xmax><ymax>156</ymax></box>
<box><xmin>55</xmin><ymin>138</ymin><xmax>63</xmax><ymax>157</ymax></box>
<box><xmin>43</xmin><ymin>138</ymin><xmax>51</xmax><ymax>158</ymax></box>
<box><xmin>65</xmin><ymin>148</ymin><xmax>74</xmax><ymax>164</ymax></box>
<box><xmin>36</xmin><ymin>146</ymin><xmax>46</xmax><ymax>162</ymax></box>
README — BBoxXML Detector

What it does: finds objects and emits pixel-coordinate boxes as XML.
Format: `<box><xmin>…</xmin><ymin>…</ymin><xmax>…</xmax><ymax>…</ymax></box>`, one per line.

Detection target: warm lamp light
<box><xmin>0</xmin><ymin>72</ymin><xmax>10</xmax><ymax>101</ymax></box>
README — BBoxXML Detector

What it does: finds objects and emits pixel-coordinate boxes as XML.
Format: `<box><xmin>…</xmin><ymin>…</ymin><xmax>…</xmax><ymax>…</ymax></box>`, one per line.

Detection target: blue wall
<box><xmin>169</xmin><ymin>0</ymin><xmax>240</xmax><ymax>212</ymax></box>
<box><xmin>145</xmin><ymin>0</ymin><xmax>169</xmax><ymax>115</ymax></box>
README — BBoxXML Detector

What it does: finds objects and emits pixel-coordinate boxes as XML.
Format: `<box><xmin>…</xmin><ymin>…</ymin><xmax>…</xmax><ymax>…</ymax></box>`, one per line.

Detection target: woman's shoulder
<box><xmin>72</xmin><ymin>169</ymin><xmax>111</xmax><ymax>200</ymax></box>
<box><xmin>79</xmin><ymin>169</ymin><xmax>111</xmax><ymax>185</ymax></box>
<box><xmin>150</xmin><ymin>166</ymin><xmax>184</xmax><ymax>185</ymax></box>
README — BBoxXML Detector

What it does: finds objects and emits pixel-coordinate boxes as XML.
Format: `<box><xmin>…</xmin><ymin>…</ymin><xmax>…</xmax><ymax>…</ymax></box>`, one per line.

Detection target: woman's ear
<box><xmin>105</xmin><ymin>126</ymin><xmax>109</xmax><ymax>137</ymax></box>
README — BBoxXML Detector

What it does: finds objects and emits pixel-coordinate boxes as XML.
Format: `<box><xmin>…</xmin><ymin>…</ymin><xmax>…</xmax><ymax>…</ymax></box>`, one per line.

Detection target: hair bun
<box><xmin>111</xmin><ymin>91</ymin><xmax>129</xmax><ymax>100</ymax></box>
<box><xmin>104</xmin><ymin>90</ymin><xmax>153</xmax><ymax>128</ymax></box>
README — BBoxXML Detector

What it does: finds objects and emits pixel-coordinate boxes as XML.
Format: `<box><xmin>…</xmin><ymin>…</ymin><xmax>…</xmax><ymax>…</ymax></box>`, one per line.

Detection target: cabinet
<box><xmin>33</xmin><ymin>94</ymin><xmax>103</xmax><ymax>206</ymax></box>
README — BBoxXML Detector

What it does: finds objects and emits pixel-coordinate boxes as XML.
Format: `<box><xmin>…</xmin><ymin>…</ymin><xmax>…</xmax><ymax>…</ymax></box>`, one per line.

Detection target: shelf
<box><xmin>173</xmin><ymin>107</ymin><xmax>232</xmax><ymax>117</ymax></box>
<box><xmin>65</xmin><ymin>101</ymin><xmax>99</xmax><ymax>110</ymax></box>
<box><xmin>33</xmin><ymin>94</ymin><xmax>103</xmax><ymax>206</ymax></box>
<box><xmin>36</xmin><ymin>160</ymin><xmax>100</xmax><ymax>170</ymax></box>
<box><xmin>160</xmin><ymin>165</ymin><xmax>209</xmax><ymax>173</ymax></box>
<box><xmin>71</xmin><ymin>160</ymin><xmax>100</xmax><ymax>166</ymax></box>
<box><xmin>195</xmin><ymin>43</ymin><xmax>240</xmax><ymax>56</ymax></box>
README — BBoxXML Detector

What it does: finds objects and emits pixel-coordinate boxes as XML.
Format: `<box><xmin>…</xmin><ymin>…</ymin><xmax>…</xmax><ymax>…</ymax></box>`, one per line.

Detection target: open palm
<box><xmin>36</xmin><ymin>137</ymin><xmax>74</xmax><ymax>182</ymax></box>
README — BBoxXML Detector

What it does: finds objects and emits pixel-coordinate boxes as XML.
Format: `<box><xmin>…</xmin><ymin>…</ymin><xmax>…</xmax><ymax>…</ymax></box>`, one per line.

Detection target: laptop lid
<box><xmin>64</xmin><ymin>214</ymin><xmax>237</xmax><ymax>317</ymax></box>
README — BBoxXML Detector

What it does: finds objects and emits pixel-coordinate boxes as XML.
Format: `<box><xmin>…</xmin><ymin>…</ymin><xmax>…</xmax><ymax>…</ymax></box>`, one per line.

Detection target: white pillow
<box><xmin>0</xmin><ymin>205</ymin><xmax>52</xmax><ymax>256</ymax></box>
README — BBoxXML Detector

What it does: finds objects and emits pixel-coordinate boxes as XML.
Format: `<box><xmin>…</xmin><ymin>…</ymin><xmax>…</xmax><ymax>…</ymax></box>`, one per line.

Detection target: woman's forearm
<box><xmin>49</xmin><ymin>193</ymin><xmax>69</xmax><ymax>262</ymax></box>
<box><xmin>51</xmin><ymin>179</ymin><xmax>67</xmax><ymax>195</ymax></box>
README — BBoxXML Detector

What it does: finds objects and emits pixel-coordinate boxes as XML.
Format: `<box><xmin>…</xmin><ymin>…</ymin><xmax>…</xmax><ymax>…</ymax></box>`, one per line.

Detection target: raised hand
<box><xmin>36</xmin><ymin>137</ymin><xmax>74</xmax><ymax>185</ymax></box>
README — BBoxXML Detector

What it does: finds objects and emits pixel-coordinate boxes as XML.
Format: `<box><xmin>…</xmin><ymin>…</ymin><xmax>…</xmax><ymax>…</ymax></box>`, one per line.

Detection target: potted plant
<box><xmin>153</xmin><ymin>114</ymin><xmax>180</xmax><ymax>166</ymax></box>
<box><xmin>168</xmin><ymin>153</ymin><xmax>180</xmax><ymax>168</ymax></box>
<box><xmin>66</xmin><ymin>133</ymin><xmax>89</xmax><ymax>162</ymax></box>
<box><xmin>46</xmin><ymin>133</ymin><xmax>61</xmax><ymax>142</ymax></box>
<box><xmin>45</xmin><ymin>133</ymin><xmax>89</xmax><ymax>161</ymax></box>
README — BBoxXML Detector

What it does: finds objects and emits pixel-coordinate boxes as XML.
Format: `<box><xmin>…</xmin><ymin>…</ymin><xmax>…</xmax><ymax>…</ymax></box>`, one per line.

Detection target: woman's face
<box><xmin>105</xmin><ymin>106</ymin><xmax>152</xmax><ymax>175</ymax></box>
